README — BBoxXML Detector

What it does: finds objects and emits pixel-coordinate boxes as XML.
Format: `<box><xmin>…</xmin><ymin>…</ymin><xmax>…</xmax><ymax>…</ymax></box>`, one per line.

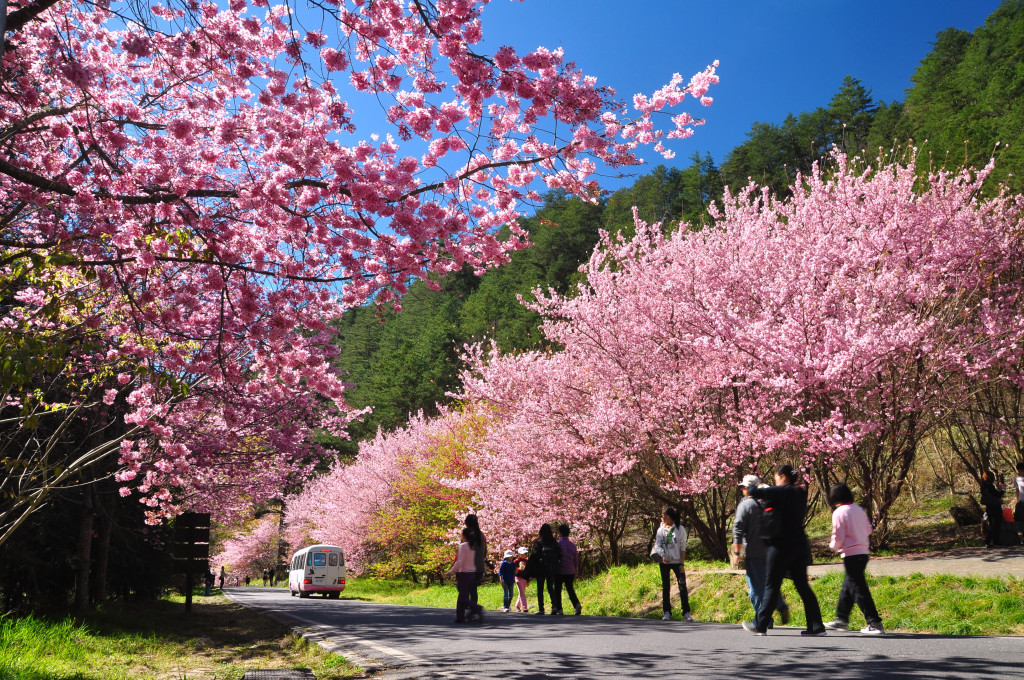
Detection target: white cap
<box><xmin>517</xmin><ymin>546</ymin><xmax>529</xmax><ymax>554</ymax></box>
<box><xmin>503</xmin><ymin>549</ymin><xmax>515</xmax><ymax>558</ymax></box>
<box><xmin>739</xmin><ymin>474</ymin><xmax>761</xmax><ymax>488</ymax></box>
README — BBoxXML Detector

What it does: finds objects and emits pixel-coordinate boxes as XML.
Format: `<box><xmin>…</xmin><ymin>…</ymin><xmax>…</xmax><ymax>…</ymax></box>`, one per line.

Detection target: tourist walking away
<box><xmin>1014</xmin><ymin>462</ymin><xmax>1024</xmax><ymax>543</ymax></box>
<box><xmin>745</xmin><ymin>464</ymin><xmax>826</xmax><ymax>636</ymax></box>
<box><xmin>528</xmin><ymin>523</ymin><xmax>562</xmax><ymax>614</ymax></box>
<box><xmin>204</xmin><ymin>569</ymin><xmax>214</xmax><ymax>596</ymax></box>
<box><xmin>219</xmin><ymin>565</ymin><xmax>226</xmax><ymax>589</ymax></box>
<box><xmin>652</xmin><ymin>507</ymin><xmax>693</xmax><ymax>622</ymax></box>
<box><xmin>556</xmin><ymin>524</ymin><xmax>583</xmax><ymax>615</ymax></box>
<box><xmin>499</xmin><ymin>550</ymin><xmax>517</xmax><ymax>612</ymax></box>
<box><xmin>514</xmin><ymin>546</ymin><xmax>530</xmax><ymax>611</ymax></box>
<box><xmin>731</xmin><ymin>475</ymin><xmax>789</xmax><ymax>627</ymax></box>
<box><xmin>447</xmin><ymin>527</ymin><xmax>485</xmax><ymax>624</ymax></box>
<box><xmin>823</xmin><ymin>482</ymin><xmax>885</xmax><ymax>634</ymax></box>
<box><xmin>464</xmin><ymin>514</ymin><xmax>487</xmax><ymax>608</ymax></box>
<box><xmin>980</xmin><ymin>470</ymin><xmax>1006</xmax><ymax>548</ymax></box>
<box><xmin>262</xmin><ymin>568</ymin><xmax>269</xmax><ymax>586</ymax></box>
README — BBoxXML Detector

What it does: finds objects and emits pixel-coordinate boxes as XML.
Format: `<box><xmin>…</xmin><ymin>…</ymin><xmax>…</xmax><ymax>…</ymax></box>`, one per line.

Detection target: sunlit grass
<box><xmin>0</xmin><ymin>595</ymin><xmax>361</xmax><ymax>680</ymax></box>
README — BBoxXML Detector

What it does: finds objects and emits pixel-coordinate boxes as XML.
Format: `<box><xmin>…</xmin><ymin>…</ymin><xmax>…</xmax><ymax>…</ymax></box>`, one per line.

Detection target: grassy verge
<box><xmin>341</xmin><ymin>564</ymin><xmax>1024</xmax><ymax>636</ymax></box>
<box><xmin>0</xmin><ymin>593</ymin><xmax>362</xmax><ymax>680</ymax></box>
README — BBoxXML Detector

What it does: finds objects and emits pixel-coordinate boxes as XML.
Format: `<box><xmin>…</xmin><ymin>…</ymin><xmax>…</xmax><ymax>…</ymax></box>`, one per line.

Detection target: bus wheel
<box><xmin>299</xmin><ymin>590</ymin><xmax>310</xmax><ymax>599</ymax></box>
<box><xmin>328</xmin><ymin>592</ymin><xmax>340</xmax><ymax>600</ymax></box>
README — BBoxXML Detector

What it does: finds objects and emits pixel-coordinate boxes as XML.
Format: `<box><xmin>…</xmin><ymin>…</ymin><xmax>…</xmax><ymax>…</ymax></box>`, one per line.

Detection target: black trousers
<box><xmin>556</xmin><ymin>574</ymin><xmax>581</xmax><ymax>611</ymax></box>
<box><xmin>536</xmin><ymin>573</ymin><xmax>561</xmax><ymax>612</ymax></box>
<box><xmin>755</xmin><ymin>543</ymin><xmax>823</xmax><ymax>632</ymax></box>
<box><xmin>985</xmin><ymin>507</ymin><xmax>1004</xmax><ymax>547</ymax></box>
<box><xmin>659</xmin><ymin>562</ymin><xmax>690</xmax><ymax>614</ymax></box>
<box><xmin>834</xmin><ymin>553</ymin><xmax>881</xmax><ymax>625</ymax></box>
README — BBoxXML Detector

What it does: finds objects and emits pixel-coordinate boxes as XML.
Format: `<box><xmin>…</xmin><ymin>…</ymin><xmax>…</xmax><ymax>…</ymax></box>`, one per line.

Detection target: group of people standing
<box><xmin>449</xmin><ymin>463</ymin><xmax>890</xmax><ymax>634</ymax></box>
<box><xmin>732</xmin><ymin>464</ymin><xmax>884</xmax><ymax>636</ymax></box>
<box><xmin>979</xmin><ymin>462</ymin><xmax>1024</xmax><ymax>548</ymax></box>
<box><xmin>447</xmin><ymin>516</ymin><xmax>583</xmax><ymax>623</ymax></box>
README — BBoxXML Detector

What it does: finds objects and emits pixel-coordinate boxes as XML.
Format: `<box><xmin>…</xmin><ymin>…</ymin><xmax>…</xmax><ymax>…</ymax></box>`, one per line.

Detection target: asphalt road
<box><xmin>224</xmin><ymin>587</ymin><xmax>1023</xmax><ymax>680</ymax></box>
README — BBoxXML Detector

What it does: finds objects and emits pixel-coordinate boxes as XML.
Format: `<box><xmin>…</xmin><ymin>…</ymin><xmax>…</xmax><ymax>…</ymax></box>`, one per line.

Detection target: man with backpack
<box><xmin>743</xmin><ymin>464</ymin><xmax>827</xmax><ymax>637</ymax></box>
<box><xmin>731</xmin><ymin>475</ymin><xmax>789</xmax><ymax>628</ymax></box>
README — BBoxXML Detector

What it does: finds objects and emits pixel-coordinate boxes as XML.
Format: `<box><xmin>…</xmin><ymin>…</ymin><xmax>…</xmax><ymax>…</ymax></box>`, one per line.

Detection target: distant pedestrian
<box><xmin>745</xmin><ymin>464</ymin><xmax>826</xmax><ymax>636</ymax></box>
<box><xmin>447</xmin><ymin>527</ymin><xmax>485</xmax><ymax>624</ymax></box>
<box><xmin>514</xmin><ymin>546</ymin><xmax>530</xmax><ymax>611</ymax></box>
<box><xmin>204</xmin><ymin>569</ymin><xmax>214</xmax><ymax>596</ymax></box>
<box><xmin>499</xmin><ymin>550</ymin><xmax>517</xmax><ymax>612</ymax></box>
<box><xmin>731</xmin><ymin>475</ymin><xmax>789</xmax><ymax>627</ymax></box>
<box><xmin>823</xmin><ymin>483</ymin><xmax>885</xmax><ymax>635</ymax></box>
<box><xmin>1013</xmin><ymin>462</ymin><xmax>1024</xmax><ymax>541</ymax></box>
<box><xmin>262</xmin><ymin>568</ymin><xmax>269</xmax><ymax>586</ymax></box>
<box><xmin>980</xmin><ymin>470</ymin><xmax>1006</xmax><ymax>548</ymax></box>
<box><xmin>652</xmin><ymin>507</ymin><xmax>692</xmax><ymax>622</ymax></box>
<box><xmin>218</xmin><ymin>566</ymin><xmax>226</xmax><ymax>589</ymax></box>
<box><xmin>464</xmin><ymin>514</ymin><xmax>487</xmax><ymax>612</ymax></box>
<box><xmin>528</xmin><ymin>523</ymin><xmax>561</xmax><ymax>615</ymax></box>
<box><xmin>245</xmin><ymin>575</ymin><xmax>251</xmax><ymax>587</ymax></box>
<box><xmin>556</xmin><ymin>524</ymin><xmax>583</xmax><ymax>616</ymax></box>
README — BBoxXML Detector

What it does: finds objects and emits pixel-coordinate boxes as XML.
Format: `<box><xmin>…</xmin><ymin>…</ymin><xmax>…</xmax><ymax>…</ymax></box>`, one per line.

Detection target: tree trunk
<box><xmin>92</xmin><ymin>487</ymin><xmax>112</xmax><ymax>604</ymax></box>
<box><xmin>75</xmin><ymin>488</ymin><xmax>95</xmax><ymax>613</ymax></box>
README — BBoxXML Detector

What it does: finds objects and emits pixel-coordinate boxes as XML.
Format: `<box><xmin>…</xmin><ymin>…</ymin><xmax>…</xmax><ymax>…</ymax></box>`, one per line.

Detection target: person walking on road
<box><xmin>980</xmin><ymin>470</ymin><xmax>1006</xmax><ymax>548</ymax></box>
<box><xmin>731</xmin><ymin>475</ymin><xmax>789</xmax><ymax>627</ymax></box>
<box><xmin>514</xmin><ymin>546</ymin><xmax>530</xmax><ymax>612</ymax></box>
<box><xmin>744</xmin><ymin>464</ymin><xmax>826</xmax><ymax>636</ymax></box>
<box><xmin>447</xmin><ymin>527</ymin><xmax>485</xmax><ymax>624</ymax></box>
<box><xmin>528</xmin><ymin>523</ymin><xmax>561</xmax><ymax>615</ymax></box>
<box><xmin>823</xmin><ymin>482</ymin><xmax>885</xmax><ymax>635</ymax></box>
<box><xmin>1014</xmin><ymin>462</ymin><xmax>1024</xmax><ymax>544</ymax></box>
<box><xmin>652</xmin><ymin>507</ymin><xmax>693</xmax><ymax>622</ymax></box>
<box><xmin>464</xmin><ymin>514</ymin><xmax>487</xmax><ymax>610</ymax></box>
<box><xmin>556</xmin><ymin>523</ymin><xmax>583</xmax><ymax>615</ymax></box>
<box><xmin>499</xmin><ymin>550</ymin><xmax>517</xmax><ymax>612</ymax></box>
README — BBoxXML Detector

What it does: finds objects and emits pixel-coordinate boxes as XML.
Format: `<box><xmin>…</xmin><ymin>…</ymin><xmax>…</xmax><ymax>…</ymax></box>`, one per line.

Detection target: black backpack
<box><xmin>758</xmin><ymin>499</ymin><xmax>782</xmax><ymax>543</ymax></box>
<box><xmin>540</xmin><ymin>540</ymin><xmax>562</xmax><ymax>575</ymax></box>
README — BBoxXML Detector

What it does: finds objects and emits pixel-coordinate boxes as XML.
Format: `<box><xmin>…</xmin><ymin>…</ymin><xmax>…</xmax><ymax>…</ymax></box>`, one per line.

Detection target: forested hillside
<box><xmin>331</xmin><ymin>0</ymin><xmax>1024</xmax><ymax>455</ymax></box>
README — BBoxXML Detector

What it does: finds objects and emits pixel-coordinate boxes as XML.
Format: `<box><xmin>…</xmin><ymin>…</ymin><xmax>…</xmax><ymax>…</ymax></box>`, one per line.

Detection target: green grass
<box><xmin>342</xmin><ymin>565</ymin><xmax>1024</xmax><ymax>636</ymax></box>
<box><xmin>0</xmin><ymin>594</ymin><xmax>362</xmax><ymax>680</ymax></box>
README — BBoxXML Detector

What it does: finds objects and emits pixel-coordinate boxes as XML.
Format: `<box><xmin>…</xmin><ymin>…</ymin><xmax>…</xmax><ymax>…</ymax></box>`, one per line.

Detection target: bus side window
<box><xmin>328</xmin><ymin>553</ymin><xmax>338</xmax><ymax>567</ymax></box>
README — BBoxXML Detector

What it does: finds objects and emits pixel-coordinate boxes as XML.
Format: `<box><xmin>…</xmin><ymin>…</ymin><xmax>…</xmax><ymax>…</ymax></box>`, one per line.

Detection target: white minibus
<box><xmin>288</xmin><ymin>544</ymin><xmax>346</xmax><ymax>598</ymax></box>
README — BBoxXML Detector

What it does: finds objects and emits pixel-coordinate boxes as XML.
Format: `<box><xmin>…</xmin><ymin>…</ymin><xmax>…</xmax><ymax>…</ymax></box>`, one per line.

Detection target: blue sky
<box><xmin>476</xmin><ymin>0</ymin><xmax>1002</xmax><ymax>182</ymax></box>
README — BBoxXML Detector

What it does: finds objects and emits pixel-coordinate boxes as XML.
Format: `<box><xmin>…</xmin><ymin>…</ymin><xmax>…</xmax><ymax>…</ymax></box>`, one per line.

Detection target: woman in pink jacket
<box><xmin>447</xmin><ymin>527</ymin><xmax>485</xmax><ymax>624</ymax></box>
<box><xmin>823</xmin><ymin>483</ymin><xmax>885</xmax><ymax>635</ymax></box>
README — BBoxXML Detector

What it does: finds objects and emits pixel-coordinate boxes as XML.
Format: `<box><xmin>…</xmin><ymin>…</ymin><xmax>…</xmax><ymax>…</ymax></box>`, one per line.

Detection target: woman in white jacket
<box><xmin>652</xmin><ymin>507</ymin><xmax>693</xmax><ymax>621</ymax></box>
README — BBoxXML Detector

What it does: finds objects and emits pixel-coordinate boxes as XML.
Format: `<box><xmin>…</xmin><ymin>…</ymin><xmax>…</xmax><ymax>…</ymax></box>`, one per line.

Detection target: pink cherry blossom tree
<box><xmin>465</xmin><ymin>152</ymin><xmax>1024</xmax><ymax>554</ymax></box>
<box><xmin>0</xmin><ymin>0</ymin><xmax>718</xmax><ymax>541</ymax></box>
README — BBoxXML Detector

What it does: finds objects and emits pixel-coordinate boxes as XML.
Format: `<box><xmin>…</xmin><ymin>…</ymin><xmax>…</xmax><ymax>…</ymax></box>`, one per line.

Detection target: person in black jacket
<box><xmin>528</xmin><ymin>523</ymin><xmax>562</xmax><ymax>615</ymax></box>
<box><xmin>743</xmin><ymin>464</ymin><xmax>826</xmax><ymax>636</ymax></box>
<box><xmin>980</xmin><ymin>470</ymin><xmax>1006</xmax><ymax>548</ymax></box>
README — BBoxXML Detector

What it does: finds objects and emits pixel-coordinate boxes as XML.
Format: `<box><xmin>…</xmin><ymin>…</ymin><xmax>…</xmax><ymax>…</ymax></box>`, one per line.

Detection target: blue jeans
<box><xmin>502</xmin><ymin>581</ymin><xmax>515</xmax><ymax>609</ymax></box>
<box><xmin>745</xmin><ymin>554</ymin><xmax>788</xmax><ymax>617</ymax></box>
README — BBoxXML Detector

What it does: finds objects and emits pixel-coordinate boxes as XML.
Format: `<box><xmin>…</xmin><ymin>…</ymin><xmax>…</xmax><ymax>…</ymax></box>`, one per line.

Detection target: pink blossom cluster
<box><xmin>1</xmin><ymin>0</ymin><xmax>716</xmax><ymax>526</ymax></box>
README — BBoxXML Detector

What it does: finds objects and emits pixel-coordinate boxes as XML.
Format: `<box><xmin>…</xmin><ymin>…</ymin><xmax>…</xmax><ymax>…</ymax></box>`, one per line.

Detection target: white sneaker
<box><xmin>502</xmin><ymin>607</ymin><xmax>510</xmax><ymax>613</ymax></box>
<box><xmin>661</xmin><ymin>612</ymin><xmax>672</xmax><ymax>621</ymax></box>
<box><xmin>861</xmin><ymin>623</ymin><xmax>885</xmax><ymax>635</ymax></box>
<box><xmin>824</xmin><ymin>620</ymin><xmax>849</xmax><ymax>630</ymax></box>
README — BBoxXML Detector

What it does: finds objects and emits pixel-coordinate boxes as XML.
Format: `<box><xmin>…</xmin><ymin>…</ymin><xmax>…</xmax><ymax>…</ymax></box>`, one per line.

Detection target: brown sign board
<box><xmin>172</xmin><ymin>558</ymin><xmax>210</xmax><ymax>574</ymax></box>
<box><xmin>174</xmin><ymin>526</ymin><xmax>211</xmax><ymax>544</ymax></box>
<box><xmin>173</xmin><ymin>543</ymin><xmax>211</xmax><ymax>560</ymax></box>
<box><xmin>176</xmin><ymin>512</ymin><xmax>211</xmax><ymax>529</ymax></box>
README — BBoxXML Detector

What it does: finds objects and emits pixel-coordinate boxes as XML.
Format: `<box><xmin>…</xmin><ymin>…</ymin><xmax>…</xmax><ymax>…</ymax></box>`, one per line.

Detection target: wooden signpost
<box><xmin>172</xmin><ymin>512</ymin><xmax>211</xmax><ymax>612</ymax></box>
